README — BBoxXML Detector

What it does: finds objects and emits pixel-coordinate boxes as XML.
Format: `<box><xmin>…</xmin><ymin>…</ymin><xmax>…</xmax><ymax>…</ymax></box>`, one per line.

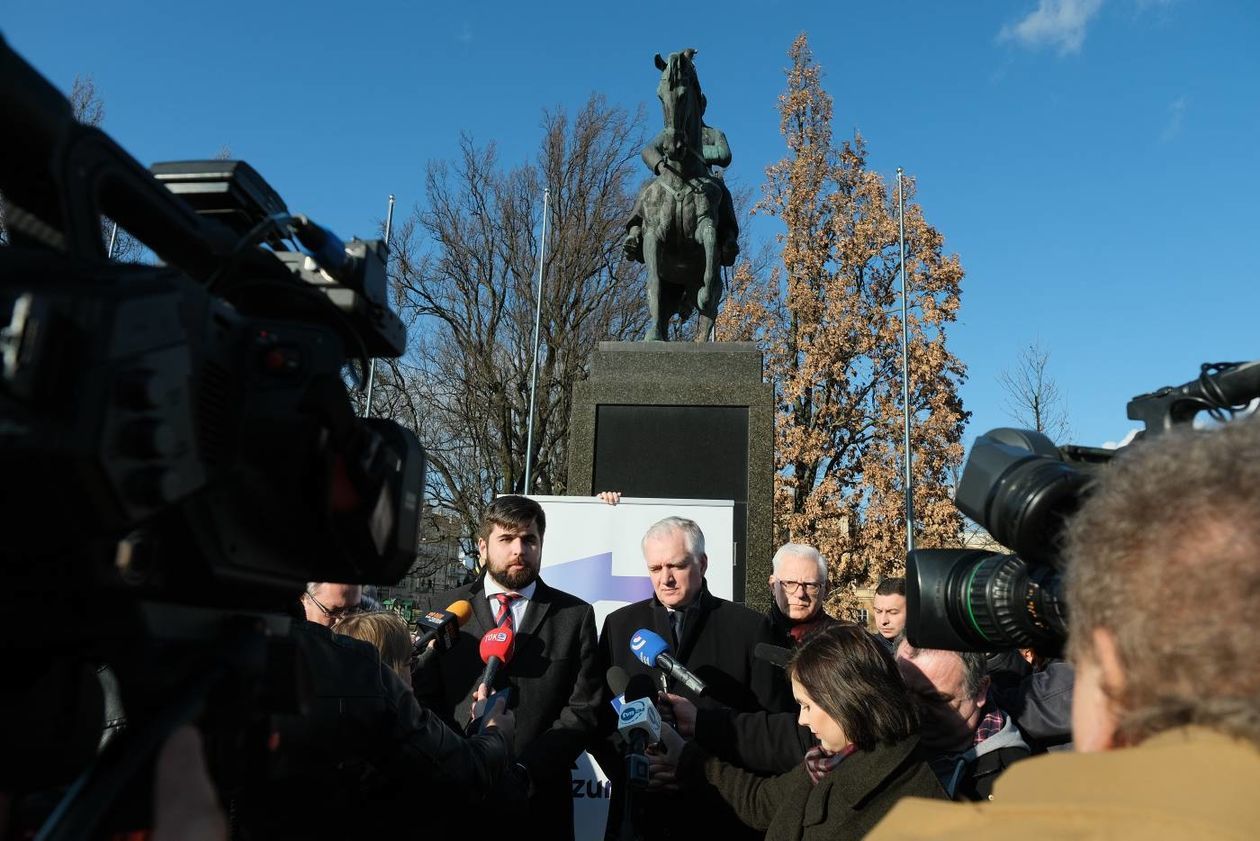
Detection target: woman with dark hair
<box><xmin>650</xmin><ymin>623</ymin><xmax>945</xmax><ymax>839</ymax></box>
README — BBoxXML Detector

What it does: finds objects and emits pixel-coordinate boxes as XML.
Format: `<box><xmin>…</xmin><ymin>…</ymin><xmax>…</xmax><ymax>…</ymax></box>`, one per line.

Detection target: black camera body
<box><xmin>0</xmin><ymin>33</ymin><xmax>427</xmax><ymax>833</ymax></box>
<box><xmin>908</xmin><ymin>360</ymin><xmax>1260</xmax><ymax>652</ymax></box>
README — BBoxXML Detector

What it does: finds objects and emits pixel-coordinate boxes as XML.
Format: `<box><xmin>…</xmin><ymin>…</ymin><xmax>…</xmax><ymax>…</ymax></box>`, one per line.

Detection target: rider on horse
<box><xmin>624</xmin><ymin>92</ymin><xmax>740</xmax><ymax>268</ymax></box>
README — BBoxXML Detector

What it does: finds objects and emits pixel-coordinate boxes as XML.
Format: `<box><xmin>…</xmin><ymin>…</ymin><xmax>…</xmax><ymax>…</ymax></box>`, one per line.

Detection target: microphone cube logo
<box><xmin>488</xmin><ymin>629</ymin><xmax>509</xmax><ymax>643</ymax></box>
<box><xmin>620</xmin><ymin>703</ymin><xmax>643</xmax><ymax>723</ymax></box>
<box><xmin>631</xmin><ymin>632</ymin><xmax>653</xmax><ymax>665</ymax></box>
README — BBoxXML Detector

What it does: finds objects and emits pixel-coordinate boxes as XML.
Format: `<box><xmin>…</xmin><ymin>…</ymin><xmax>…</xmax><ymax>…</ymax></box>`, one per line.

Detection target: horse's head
<box><xmin>653</xmin><ymin>48</ymin><xmax>702</xmax><ymax>166</ymax></box>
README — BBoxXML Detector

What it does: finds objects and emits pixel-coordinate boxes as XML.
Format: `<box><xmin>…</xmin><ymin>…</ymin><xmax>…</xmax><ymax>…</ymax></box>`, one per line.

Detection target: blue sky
<box><xmin>4</xmin><ymin>0</ymin><xmax>1258</xmax><ymax>452</ymax></box>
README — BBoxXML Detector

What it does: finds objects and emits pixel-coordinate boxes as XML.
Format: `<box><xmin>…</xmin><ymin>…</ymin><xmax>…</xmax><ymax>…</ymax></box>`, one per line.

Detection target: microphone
<box><xmin>607</xmin><ymin>666</ymin><xmax>630</xmax><ymax>714</ymax></box>
<box><xmin>617</xmin><ymin>679</ymin><xmax>662</xmax><ymax>789</ymax></box>
<box><xmin>629</xmin><ymin>628</ymin><xmax>707</xmax><ymax>696</ymax></box>
<box><xmin>413</xmin><ymin>600</ymin><xmax>474</xmax><ymax>656</ymax></box>
<box><xmin>754</xmin><ymin>642</ymin><xmax>791</xmax><ymax>670</ymax></box>
<box><xmin>477</xmin><ymin>626</ymin><xmax>516</xmax><ymax>690</ymax></box>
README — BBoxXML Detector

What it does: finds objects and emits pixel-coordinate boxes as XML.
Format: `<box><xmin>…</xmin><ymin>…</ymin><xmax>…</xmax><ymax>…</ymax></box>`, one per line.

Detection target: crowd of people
<box><xmin>34</xmin><ymin>418</ymin><xmax>1260</xmax><ymax>839</ymax></box>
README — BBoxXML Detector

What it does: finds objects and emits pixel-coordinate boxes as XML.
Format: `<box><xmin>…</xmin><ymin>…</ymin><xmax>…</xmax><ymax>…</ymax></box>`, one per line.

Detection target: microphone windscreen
<box><xmin>630</xmin><ymin>628</ymin><xmax>669</xmax><ymax>667</ymax></box>
<box><xmin>479</xmin><ymin>626</ymin><xmax>515</xmax><ymax>664</ymax></box>
<box><xmin>607</xmin><ymin>666</ymin><xmax>630</xmax><ymax>697</ymax></box>
<box><xmin>446</xmin><ymin>600</ymin><xmax>474</xmax><ymax>626</ymax></box>
<box><xmin>624</xmin><ymin>674</ymin><xmax>658</xmax><ymax>703</ymax></box>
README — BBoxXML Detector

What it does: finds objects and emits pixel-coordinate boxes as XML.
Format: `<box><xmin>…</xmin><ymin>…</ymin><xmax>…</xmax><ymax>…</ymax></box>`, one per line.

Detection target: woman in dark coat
<box><xmin>650</xmin><ymin>623</ymin><xmax>946</xmax><ymax>840</ymax></box>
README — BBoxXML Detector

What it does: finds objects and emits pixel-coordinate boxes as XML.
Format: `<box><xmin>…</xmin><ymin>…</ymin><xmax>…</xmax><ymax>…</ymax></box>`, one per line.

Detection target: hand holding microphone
<box><xmin>412</xmin><ymin>599</ymin><xmax>474</xmax><ymax>657</ymax></box>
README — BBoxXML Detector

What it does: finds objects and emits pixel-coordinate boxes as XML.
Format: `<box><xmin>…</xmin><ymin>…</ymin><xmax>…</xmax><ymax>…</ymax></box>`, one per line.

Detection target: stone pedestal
<box><xmin>568</xmin><ymin>342</ymin><xmax>774</xmax><ymax>608</ymax></box>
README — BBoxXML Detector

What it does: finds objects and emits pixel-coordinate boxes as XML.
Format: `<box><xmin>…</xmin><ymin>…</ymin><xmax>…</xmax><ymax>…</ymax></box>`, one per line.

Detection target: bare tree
<box><xmin>365</xmin><ymin>95</ymin><xmax>649</xmax><ymax>542</ymax></box>
<box><xmin>998</xmin><ymin>340</ymin><xmax>1072</xmax><ymax>442</ymax></box>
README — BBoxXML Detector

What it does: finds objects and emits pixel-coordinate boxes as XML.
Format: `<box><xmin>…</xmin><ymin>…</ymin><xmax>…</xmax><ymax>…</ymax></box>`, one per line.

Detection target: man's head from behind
<box><xmin>1064</xmin><ymin>419</ymin><xmax>1260</xmax><ymax>752</ymax></box>
<box><xmin>302</xmin><ymin>582</ymin><xmax>363</xmax><ymax>627</ymax></box>
<box><xmin>478</xmin><ymin>495</ymin><xmax>546</xmax><ymax>590</ymax></box>
<box><xmin>642</xmin><ymin>517</ymin><xmax>707</xmax><ymax>609</ymax></box>
<box><xmin>896</xmin><ymin>641</ymin><xmax>990</xmax><ymax>754</ymax></box>
<box><xmin>769</xmin><ymin>543</ymin><xmax>828</xmax><ymax>624</ymax></box>
<box><xmin>873</xmin><ymin>577</ymin><xmax>906</xmax><ymax>640</ymax></box>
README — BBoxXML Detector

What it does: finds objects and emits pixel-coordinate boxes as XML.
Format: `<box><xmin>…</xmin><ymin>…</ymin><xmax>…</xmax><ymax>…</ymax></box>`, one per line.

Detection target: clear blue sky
<box><xmin>5</xmin><ymin>0</ymin><xmax>1258</xmax><ymax>452</ymax></box>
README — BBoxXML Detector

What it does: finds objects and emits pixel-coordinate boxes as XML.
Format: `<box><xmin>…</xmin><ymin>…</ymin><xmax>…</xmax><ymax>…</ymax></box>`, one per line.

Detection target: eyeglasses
<box><xmin>305</xmin><ymin>592</ymin><xmax>363</xmax><ymax>621</ymax></box>
<box><xmin>777</xmin><ymin>580</ymin><xmax>821</xmax><ymax>595</ymax></box>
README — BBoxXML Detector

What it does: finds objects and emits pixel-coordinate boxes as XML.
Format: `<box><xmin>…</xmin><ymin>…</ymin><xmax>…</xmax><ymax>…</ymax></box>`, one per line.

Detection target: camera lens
<box><xmin>907</xmin><ymin>548</ymin><xmax>1066</xmax><ymax>651</ymax></box>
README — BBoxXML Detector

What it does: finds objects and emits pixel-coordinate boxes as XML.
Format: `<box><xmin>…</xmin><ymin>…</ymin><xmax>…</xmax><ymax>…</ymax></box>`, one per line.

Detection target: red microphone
<box><xmin>477</xmin><ymin>626</ymin><xmax>516</xmax><ymax>691</ymax></box>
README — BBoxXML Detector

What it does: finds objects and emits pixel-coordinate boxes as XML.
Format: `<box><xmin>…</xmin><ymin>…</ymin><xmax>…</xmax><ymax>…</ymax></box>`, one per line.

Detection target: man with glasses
<box><xmin>767</xmin><ymin>543</ymin><xmax>835</xmax><ymax>646</ymax></box>
<box><xmin>301</xmin><ymin>582</ymin><xmax>363</xmax><ymax>627</ymax></box>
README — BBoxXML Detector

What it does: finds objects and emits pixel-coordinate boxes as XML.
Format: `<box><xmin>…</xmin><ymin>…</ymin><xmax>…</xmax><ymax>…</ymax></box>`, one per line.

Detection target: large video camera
<box><xmin>907</xmin><ymin>360</ymin><xmax>1260</xmax><ymax>652</ymax></box>
<box><xmin>1</xmin><ymin>33</ymin><xmax>425</xmax><ymax>835</ymax></box>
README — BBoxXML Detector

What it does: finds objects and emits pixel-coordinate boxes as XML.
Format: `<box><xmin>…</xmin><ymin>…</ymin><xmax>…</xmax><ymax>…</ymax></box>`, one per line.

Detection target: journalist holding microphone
<box><xmin>648</xmin><ymin>623</ymin><xmax>946</xmax><ymax>839</ymax></box>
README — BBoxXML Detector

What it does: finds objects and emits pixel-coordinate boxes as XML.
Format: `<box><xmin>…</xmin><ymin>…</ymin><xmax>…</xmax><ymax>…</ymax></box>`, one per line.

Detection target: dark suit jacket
<box><xmin>414</xmin><ymin>574</ymin><xmax>601</xmax><ymax>840</ymax></box>
<box><xmin>680</xmin><ymin>734</ymin><xmax>947</xmax><ymax>840</ymax></box>
<box><xmin>595</xmin><ymin>585</ymin><xmax>793</xmax><ymax>840</ymax></box>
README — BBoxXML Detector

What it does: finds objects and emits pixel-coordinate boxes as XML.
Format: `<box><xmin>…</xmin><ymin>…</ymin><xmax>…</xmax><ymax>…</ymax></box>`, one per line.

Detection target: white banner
<box><xmin>530</xmin><ymin>494</ymin><xmax>735</xmax><ymax>841</ymax></box>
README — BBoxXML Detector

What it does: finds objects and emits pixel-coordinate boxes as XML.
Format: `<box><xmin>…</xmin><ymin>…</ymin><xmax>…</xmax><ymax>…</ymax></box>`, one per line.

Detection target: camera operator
<box><xmin>230</xmin><ymin>602</ymin><xmax>515</xmax><ymax>840</ymax></box>
<box><xmin>872</xmin><ymin>419</ymin><xmax>1260</xmax><ymax>838</ymax></box>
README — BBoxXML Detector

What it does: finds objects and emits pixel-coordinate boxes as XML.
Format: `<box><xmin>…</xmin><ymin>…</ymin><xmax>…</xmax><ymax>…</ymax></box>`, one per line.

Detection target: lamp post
<box><xmin>897</xmin><ymin>168</ymin><xmax>915</xmax><ymax>553</ymax></box>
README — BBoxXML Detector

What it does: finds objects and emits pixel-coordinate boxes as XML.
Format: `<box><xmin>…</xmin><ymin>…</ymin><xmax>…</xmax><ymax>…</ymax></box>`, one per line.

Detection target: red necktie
<box><xmin>493</xmin><ymin>593</ymin><xmax>521</xmax><ymax>631</ymax></box>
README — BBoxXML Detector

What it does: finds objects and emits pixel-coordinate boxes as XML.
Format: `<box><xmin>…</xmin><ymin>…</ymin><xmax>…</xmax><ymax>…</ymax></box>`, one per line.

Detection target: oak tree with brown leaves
<box><xmin>718</xmin><ymin>34</ymin><xmax>968</xmax><ymax>617</ymax></box>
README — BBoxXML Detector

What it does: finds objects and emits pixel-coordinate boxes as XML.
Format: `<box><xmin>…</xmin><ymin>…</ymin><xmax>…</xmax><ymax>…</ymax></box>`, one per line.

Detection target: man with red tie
<box><xmin>413</xmin><ymin>495</ymin><xmax>602</xmax><ymax>840</ymax></box>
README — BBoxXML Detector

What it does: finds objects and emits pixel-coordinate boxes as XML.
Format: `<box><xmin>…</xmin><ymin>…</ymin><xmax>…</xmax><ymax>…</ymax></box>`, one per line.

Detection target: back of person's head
<box><xmin>788</xmin><ymin>623</ymin><xmax>918</xmax><ymax>751</ymax></box>
<box><xmin>1064</xmin><ymin>418</ymin><xmax>1260</xmax><ymax>748</ymax></box>
<box><xmin>332</xmin><ymin>611</ymin><xmax>412</xmax><ymax>682</ymax></box>
<box><xmin>875</xmin><ymin>577</ymin><xmax>906</xmax><ymax>598</ymax></box>
<box><xmin>479</xmin><ymin>495</ymin><xmax>546</xmax><ymax>541</ymax></box>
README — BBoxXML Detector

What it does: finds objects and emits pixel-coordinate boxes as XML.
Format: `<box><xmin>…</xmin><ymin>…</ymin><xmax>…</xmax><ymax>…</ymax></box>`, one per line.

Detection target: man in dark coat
<box><xmin>596</xmin><ymin>516</ymin><xmax>791</xmax><ymax>840</ymax></box>
<box><xmin>413</xmin><ymin>495</ymin><xmax>601</xmax><ymax>841</ymax></box>
<box><xmin>671</xmin><ymin>542</ymin><xmax>839</xmax><ymax>775</ymax></box>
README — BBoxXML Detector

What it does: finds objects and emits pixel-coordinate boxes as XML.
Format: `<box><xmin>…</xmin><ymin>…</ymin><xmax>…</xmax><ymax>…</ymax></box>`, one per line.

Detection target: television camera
<box><xmin>908</xmin><ymin>359</ymin><xmax>1260</xmax><ymax>653</ymax></box>
<box><xmin>1</xmin><ymin>33</ymin><xmax>424</xmax><ymax>837</ymax></box>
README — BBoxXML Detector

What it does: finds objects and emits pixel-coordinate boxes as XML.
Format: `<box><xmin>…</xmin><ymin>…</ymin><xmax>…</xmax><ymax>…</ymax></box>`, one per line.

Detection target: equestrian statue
<box><xmin>624</xmin><ymin>48</ymin><xmax>739</xmax><ymax>341</ymax></box>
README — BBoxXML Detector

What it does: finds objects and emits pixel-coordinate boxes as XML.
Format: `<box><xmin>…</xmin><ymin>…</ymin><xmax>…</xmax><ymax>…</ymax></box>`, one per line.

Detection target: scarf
<box><xmin>803</xmin><ymin>742</ymin><xmax>856</xmax><ymax>784</ymax></box>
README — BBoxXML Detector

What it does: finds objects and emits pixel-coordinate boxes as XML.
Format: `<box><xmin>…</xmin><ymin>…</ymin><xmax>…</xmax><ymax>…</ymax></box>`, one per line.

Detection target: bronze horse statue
<box><xmin>628</xmin><ymin>49</ymin><xmax>732</xmax><ymax>341</ymax></box>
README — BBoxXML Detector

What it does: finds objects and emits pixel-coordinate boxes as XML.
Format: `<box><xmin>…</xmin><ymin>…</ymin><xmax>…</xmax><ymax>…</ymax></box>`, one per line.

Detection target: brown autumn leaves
<box><xmin>718</xmin><ymin>35</ymin><xmax>967</xmax><ymax>615</ymax></box>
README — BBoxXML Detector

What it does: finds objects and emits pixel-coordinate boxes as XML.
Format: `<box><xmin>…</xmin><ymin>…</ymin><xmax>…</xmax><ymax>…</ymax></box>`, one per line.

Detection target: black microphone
<box><xmin>607</xmin><ymin>666</ymin><xmax>631</xmax><ymax>700</ymax></box>
<box><xmin>754</xmin><ymin>642</ymin><xmax>791</xmax><ymax>670</ymax></box>
<box><xmin>623</xmin><ymin>673</ymin><xmax>658</xmax><ymax>704</ymax></box>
